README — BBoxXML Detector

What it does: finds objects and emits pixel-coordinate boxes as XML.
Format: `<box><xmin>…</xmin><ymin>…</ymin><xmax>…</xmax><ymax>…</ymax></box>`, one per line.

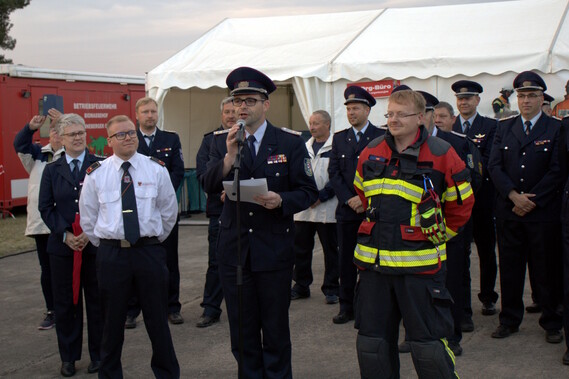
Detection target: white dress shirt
<box><xmin>79</xmin><ymin>152</ymin><xmax>178</xmax><ymax>246</ymax></box>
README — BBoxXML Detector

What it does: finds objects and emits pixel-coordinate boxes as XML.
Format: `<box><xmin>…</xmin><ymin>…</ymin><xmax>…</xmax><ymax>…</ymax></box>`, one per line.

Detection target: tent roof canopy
<box><xmin>147</xmin><ymin>0</ymin><xmax>569</xmax><ymax>93</ymax></box>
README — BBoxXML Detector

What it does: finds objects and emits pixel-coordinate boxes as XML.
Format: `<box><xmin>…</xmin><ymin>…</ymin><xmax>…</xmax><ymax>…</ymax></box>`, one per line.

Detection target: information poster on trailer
<box><xmin>346</xmin><ymin>80</ymin><xmax>401</xmax><ymax>98</ymax></box>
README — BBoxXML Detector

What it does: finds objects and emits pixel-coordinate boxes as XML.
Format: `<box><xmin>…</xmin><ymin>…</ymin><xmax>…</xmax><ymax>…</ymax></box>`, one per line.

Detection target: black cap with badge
<box><xmin>344</xmin><ymin>86</ymin><xmax>376</xmax><ymax>107</ymax></box>
<box><xmin>226</xmin><ymin>66</ymin><xmax>277</xmax><ymax>97</ymax></box>
<box><xmin>417</xmin><ymin>90</ymin><xmax>439</xmax><ymax>111</ymax></box>
<box><xmin>452</xmin><ymin>80</ymin><xmax>483</xmax><ymax>98</ymax></box>
<box><xmin>513</xmin><ymin>71</ymin><xmax>547</xmax><ymax>92</ymax></box>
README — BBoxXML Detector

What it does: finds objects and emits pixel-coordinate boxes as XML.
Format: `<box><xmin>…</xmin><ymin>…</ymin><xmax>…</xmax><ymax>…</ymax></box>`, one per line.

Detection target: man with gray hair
<box><xmin>434</xmin><ymin>102</ymin><xmax>457</xmax><ymax>132</ymax></box>
<box><xmin>291</xmin><ymin>110</ymin><xmax>339</xmax><ymax>304</ymax></box>
<box><xmin>195</xmin><ymin>96</ymin><xmax>236</xmax><ymax>327</ymax></box>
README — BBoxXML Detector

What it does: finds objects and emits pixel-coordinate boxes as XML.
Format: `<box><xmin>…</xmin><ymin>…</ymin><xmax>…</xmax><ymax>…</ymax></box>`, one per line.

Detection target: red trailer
<box><xmin>0</xmin><ymin>65</ymin><xmax>145</xmax><ymax>211</ymax></box>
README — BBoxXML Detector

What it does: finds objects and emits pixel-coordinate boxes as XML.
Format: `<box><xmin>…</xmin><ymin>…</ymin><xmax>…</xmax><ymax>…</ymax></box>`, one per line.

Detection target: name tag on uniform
<box><xmin>267</xmin><ymin>154</ymin><xmax>287</xmax><ymax>164</ymax></box>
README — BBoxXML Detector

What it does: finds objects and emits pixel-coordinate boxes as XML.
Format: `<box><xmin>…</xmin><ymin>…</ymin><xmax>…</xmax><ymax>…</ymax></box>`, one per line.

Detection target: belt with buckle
<box><xmin>100</xmin><ymin>237</ymin><xmax>160</xmax><ymax>248</ymax></box>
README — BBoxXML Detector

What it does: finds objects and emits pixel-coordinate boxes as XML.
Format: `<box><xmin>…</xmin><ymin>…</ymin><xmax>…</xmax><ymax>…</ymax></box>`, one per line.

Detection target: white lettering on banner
<box><xmin>73</xmin><ymin>103</ymin><xmax>118</xmax><ymax>110</ymax></box>
<box><xmin>84</xmin><ymin>113</ymin><xmax>109</xmax><ymax>119</ymax></box>
<box><xmin>85</xmin><ymin>123</ymin><xmax>106</xmax><ymax>129</ymax></box>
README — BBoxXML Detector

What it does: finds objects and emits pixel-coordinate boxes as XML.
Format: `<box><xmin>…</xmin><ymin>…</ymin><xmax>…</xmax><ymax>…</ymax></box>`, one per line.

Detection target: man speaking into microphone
<box><xmin>202</xmin><ymin>67</ymin><xmax>318</xmax><ymax>378</ymax></box>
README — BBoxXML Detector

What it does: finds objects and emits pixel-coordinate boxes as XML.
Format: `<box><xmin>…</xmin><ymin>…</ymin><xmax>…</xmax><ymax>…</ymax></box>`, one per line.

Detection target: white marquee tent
<box><xmin>147</xmin><ymin>0</ymin><xmax>569</xmax><ymax>166</ymax></box>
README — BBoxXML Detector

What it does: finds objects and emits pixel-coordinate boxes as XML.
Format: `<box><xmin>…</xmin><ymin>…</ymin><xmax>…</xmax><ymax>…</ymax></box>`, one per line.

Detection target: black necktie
<box><xmin>357</xmin><ymin>131</ymin><xmax>363</xmax><ymax>143</ymax></box>
<box><xmin>524</xmin><ymin>121</ymin><xmax>532</xmax><ymax>135</ymax></box>
<box><xmin>71</xmin><ymin>159</ymin><xmax>80</xmax><ymax>180</ymax></box>
<box><xmin>463</xmin><ymin>121</ymin><xmax>471</xmax><ymax>134</ymax></box>
<box><xmin>144</xmin><ymin>135</ymin><xmax>154</xmax><ymax>149</ymax></box>
<box><xmin>248</xmin><ymin>135</ymin><xmax>256</xmax><ymax>161</ymax></box>
<box><xmin>121</xmin><ymin>162</ymin><xmax>140</xmax><ymax>245</ymax></box>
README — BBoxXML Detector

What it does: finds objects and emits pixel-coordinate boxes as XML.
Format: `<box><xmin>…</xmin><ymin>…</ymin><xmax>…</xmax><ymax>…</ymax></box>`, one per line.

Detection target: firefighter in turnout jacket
<box><xmin>353</xmin><ymin>89</ymin><xmax>474</xmax><ymax>379</ymax></box>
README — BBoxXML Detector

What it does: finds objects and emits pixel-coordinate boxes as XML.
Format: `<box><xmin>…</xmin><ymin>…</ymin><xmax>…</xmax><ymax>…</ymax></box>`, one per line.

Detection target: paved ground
<box><xmin>1</xmin><ymin>215</ymin><xmax>568</xmax><ymax>378</ymax></box>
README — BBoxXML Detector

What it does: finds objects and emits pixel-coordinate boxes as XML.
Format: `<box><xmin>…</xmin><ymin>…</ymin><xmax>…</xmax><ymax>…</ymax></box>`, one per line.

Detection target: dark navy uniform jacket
<box><xmin>452</xmin><ymin>113</ymin><xmax>497</xmax><ymax>177</ymax></box>
<box><xmin>488</xmin><ymin>113</ymin><xmax>562</xmax><ymax>222</ymax></box>
<box><xmin>39</xmin><ymin>151</ymin><xmax>102</xmax><ymax>256</ymax></box>
<box><xmin>202</xmin><ymin>122</ymin><xmax>318</xmax><ymax>271</ymax></box>
<box><xmin>137</xmin><ymin>128</ymin><xmax>185</xmax><ymax>191</ymax></box>
<box><xmin>196</xmin><ymin>126</ymin><xmax>227</xmax><ymax>217</ymax></box>
<box><xmin>328</xmin><ymin>123</ymin><xmax>386</xmax><ymax>222</ymax></box>
<box><xmin>437</xmin><ymin>129</ymin><xmax>483</xmax><ymax>193</ymax></box>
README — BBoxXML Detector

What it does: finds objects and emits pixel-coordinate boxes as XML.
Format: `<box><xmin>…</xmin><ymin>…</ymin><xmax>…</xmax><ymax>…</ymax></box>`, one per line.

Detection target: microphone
<box><xmin>235</xmin><ymin>119</ymin><xmax>246</xmax><ymax>143</ymax></box>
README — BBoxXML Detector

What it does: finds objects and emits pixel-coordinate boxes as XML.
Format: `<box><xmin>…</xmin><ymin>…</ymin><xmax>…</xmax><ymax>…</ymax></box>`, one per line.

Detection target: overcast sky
<box><xmin>7</xmin><ymin>0</ymin><xmax>511</xmax><ymax>77</ymax></box>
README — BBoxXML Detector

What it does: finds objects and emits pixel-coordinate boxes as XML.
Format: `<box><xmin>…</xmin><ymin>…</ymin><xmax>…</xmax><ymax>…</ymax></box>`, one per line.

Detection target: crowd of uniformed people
<box><xmin>14</xmin><ymin>66</ymin><xmax>569</xmax><ymax>378</ymax></box>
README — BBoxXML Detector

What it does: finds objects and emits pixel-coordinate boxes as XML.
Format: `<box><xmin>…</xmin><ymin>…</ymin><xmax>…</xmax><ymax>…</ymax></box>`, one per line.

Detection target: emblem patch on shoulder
<box><xmin>304</xmin><ymin>158</ymin><xmax>313</xmax><ymax>177</ymax></box>
<box><xmin>150</xmin><ymin>156</ymin><xmax>166</xmax><ymax>166</ymax></box>
<box><xmin>86</xmin><ymin>161</ymin><xmax>101</xmax><ymax>175</ymax></box>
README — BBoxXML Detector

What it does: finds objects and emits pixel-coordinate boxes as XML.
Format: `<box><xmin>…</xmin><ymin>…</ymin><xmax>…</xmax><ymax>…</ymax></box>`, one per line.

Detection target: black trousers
<box><xmin>356</xmin><ymin>269</ymin><xmax>455</xmax><ymax>378</ymax></box>
<box><xmin>127</xmin><ymin>217</ymin><xmax>181</xmax><ymax>317</ymax></box>
<box><xmin>34</xmin><ymin>234</ymin><xmax>54</xmax><ymax>311</ymax></box>
<box><xmin>496</xmin><ymin>219</ymin><xmax>563</xmax><ymax>331</ymax></box>
<box><xmin>292</xmin><ymin>221</ymin><xmax>339</xmax><ymax>296</ymax></box>
<box><xmin>219</xmin><ymin>259</ymin><xmax>293</xmax><ymax>379</ymax></box>
<box><xmin>97</xmin><ymin>243</ymin><xmax>179</xmax><ymax>379</ymax></box>
<box><xmin>472</xmin><ymin>185</ymin><xmax>498</xmax><ymax>305</ymax></box>
<box><xmin>337</xmin><ymin>220</ymin><xmax>360</xmax><ymax>314</ymax></box>
<box><xmin>200</xmin><ymin>215</ymin><xmax>223</xmax><ymax>318</ymax></box>
<box><xmin>49</xmin><ymin>252</ymin><xmax>102</xmax><ymax>363</ymax></box>
<box><xmin>445</xmin><ymin>221</ymin><xmax>473</xmax><ymax>344</ymax></box>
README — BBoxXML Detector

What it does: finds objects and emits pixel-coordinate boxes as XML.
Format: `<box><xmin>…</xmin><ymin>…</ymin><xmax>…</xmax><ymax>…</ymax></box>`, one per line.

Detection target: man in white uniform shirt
<box><xmin>79</xmin><ymin>115</ymin><xmax>179</xmax><ymax>378</ymax></box>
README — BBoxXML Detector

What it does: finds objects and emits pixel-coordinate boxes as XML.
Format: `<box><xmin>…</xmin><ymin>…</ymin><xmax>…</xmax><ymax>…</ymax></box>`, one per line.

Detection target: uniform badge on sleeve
<box><xmin>304</xmin><ymin>158</ymin><xmax>313</xmax><ymax>177</ymax></box>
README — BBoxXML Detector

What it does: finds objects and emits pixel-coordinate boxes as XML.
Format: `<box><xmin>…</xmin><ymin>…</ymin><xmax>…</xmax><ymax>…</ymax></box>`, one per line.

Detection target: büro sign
<box><xmin>347</xmin><ymin>80</ymin><xmax>401</xmax><ymax>98</ymax></box>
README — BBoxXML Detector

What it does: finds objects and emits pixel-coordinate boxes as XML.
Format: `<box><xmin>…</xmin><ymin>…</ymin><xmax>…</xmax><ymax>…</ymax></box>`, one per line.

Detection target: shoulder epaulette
<box><xmin>377</xmin><ymin>124</ymin><xmax>388</xmax><ymax>130</ymax></box>
<box><xmin>450</xmin><ymin>130</ymin><xmax>467</xmax><ymax>138</ymax></box>
<box><xmin>86</xmin><ymin>161</ymin><xmax>101</xmax><ymax>175</ymax></box>
<box><xmin>552</xmin><ymin>116</ymin><xmax>562</xmax><ymax>121</ymax></box>
<box><xmin>162</xmin><ymin>129</ymin><xmax>178</xmax><ymax>135</ymax></box>
<box><xmin>334</xmin><ymin>128</ymin><xmax>349</xmax><ymax>135</ymax></box>
<box><xmin>499</xmin><ymin>115</ymin><xmax>517</xmax><ymax>122</ymax></box>
<box><xmin>94</xmin><ymin>154</ymin><xmax>106</xmax><ymax>160</ymax></box>
<box><xmin>150</xmin><ymin>156</ymin><xmax>166</xmax><ymax>166</ymax></box>
<box><xmin>281</xmin><ymin>127</ymin><xmax>302</xmax><ymax>136</ymax></box>
<box><xmin>213</xmin><ymin>129</ymin><xmax>230</xmax><ymax>136</ymax></box>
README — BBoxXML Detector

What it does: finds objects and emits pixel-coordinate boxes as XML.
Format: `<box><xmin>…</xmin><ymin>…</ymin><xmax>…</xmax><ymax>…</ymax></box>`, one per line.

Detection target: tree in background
<box><xmin>0</xmin><ymin>0</ymin><xmax>30</xmax><ymax>63</ymax></box>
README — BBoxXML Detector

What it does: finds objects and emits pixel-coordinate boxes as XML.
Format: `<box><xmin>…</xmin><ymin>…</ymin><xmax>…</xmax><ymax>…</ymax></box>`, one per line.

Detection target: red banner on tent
<box><xmin>347</xmin><ymin>80</ymin><xmax>401</xmax><ymax>98</ymax></box>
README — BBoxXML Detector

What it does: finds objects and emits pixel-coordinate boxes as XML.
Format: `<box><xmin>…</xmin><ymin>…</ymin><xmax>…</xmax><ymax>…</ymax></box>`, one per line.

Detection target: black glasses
<box><xmin>232</xmin><ymin>98</ymin><xmax>265</xmax><ymax>107</ymax></box>
<box><xmin>384</xmin><ymin>112</ymin><xmax>418</xmax><ymax>119</ymax></box>
<box><xmin>62</xmin><ymin>131</ymin><xmax>86</xmax><ymax>138</ymax></box>
<box><xmin>109</xmin><ymin>130</ymin><xmax>137</xmax><ymax>140</ymax></box>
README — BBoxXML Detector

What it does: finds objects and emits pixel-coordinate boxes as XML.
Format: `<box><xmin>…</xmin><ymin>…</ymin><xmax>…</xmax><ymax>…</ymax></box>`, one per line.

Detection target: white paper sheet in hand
<box><xmin>223</xmin><ymin>178</ymin><xmax>268</xmax><ymax>204</ymax></box>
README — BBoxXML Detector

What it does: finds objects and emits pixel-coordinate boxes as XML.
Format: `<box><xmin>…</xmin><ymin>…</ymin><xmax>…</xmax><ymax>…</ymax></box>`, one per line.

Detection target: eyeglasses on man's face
<box><xmin>109</xmin><ymin>130</ymin><xmax>137</xmax><ymax>140</ymax></box>
<box><xmin>63</xmin><ymin>130</ymin><xmax>86</xmax><ymax>138</ymax></box>
<box><xmin>232</xmin><ymin>97</ymin><xmax>265</xmax><ymax>107</ymax></box>
<box><xmin>384</xmin><ymin>112</ymin><xmax>419</xmax><ymax>119</ymax></box>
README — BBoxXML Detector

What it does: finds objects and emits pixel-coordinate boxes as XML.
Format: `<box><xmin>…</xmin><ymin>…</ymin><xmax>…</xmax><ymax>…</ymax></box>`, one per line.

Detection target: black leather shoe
<box><xmin>398</xmin><ymin>341</ymin><xmax>411</xmax><ymax>353</ymax></box>
<box><xmin>168</xmin><ymin>312</ymin><xmax>184</xmax><ymax>325</ymax></box>
<box><xmin>87</xmin><ymin>360</ymin><xmax>100</xmax><ymax>374</ymax></box>
<box><xmin>332</xmin><ymin>311</ymin><xmax>354</xmax><ymax>324</ymax></box>
<box><xmin>461</xmin><ymin>317</ymin><xmax>474</xmax><ymax>332</ymax></box>
<box><xmin>125</xmin><ymin>315</ymin><xmax>137</xmax><ymax>329</ymax></box>
<box><xmin>60</xmin><ymin>361</ymin><xmax>76</xmax><ymax>377</ymax></box>
<box><xmin>563</xmin><ymin>349</ymin><xmax>569</xmax><ymax>365</ymax></box>
<box><xmin>481</xmin><ymin>302</ymin><xmax>497</xmax><ymax>316</ymax></box>
<box><xmin>545</xmin><ymin>330</ymin><xmax>563</xmax><ymax>344</ymax></box>
<box><xmin>290</xmin><ymin>289</ymin><xmax>310</xmax><ymax>300</ymax></box>
<box><xmin>525</xmin><ymin>302</ymin><xmax>542</xmax><ymax>313</ymax></box>
<box><xmin>491</xmin><ymin>324</ymin><xmax>519</xmax><ymax>338</ymax></box>
<box><xmin>196</xmin><ymin>314</ymin><xmax>220</xmax><ymax>328</ymax></box>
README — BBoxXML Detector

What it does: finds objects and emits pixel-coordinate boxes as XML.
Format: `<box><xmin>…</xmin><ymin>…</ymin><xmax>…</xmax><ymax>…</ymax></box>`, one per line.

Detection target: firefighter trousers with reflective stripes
<box><xmin>355</xmin><ymin>268</ymin><xmax>458</xmax><ymax>379</ymax></box>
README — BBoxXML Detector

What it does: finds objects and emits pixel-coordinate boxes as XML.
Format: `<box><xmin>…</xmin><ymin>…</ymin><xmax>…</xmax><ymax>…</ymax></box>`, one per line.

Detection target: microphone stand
<box><xmin>232</xmin><ymin>125</ymin><xmax>245</xmax><ymax>379</ymax></box>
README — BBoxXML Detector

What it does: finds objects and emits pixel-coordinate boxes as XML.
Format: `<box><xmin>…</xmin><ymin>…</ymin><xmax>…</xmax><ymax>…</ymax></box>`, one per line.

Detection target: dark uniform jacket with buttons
<box><xmin>39</xmin><ymin>151</ymin><xmax>102</xmax><ymax>256</ymax></box>
<box><xmin>452</xmin><ymin>113</ymin><xmax>496</xmax><ymax>178</ymax></box>
<box><xmin>196</xmin><ymin>126</ymin><xmax>227</xmax><ymax>217</ymax></box>
<box><xmin>202</xmin><ymin>122</ymin><xmax>318</xmax><ymax>271</ymax></box>
<box><xmin>488</xmin><ymin>113</ymin><xmax>562</xmax><ymax>222</ymax></box>
<box><xmin>328</xmin><ymin>123</ymin><xmax>386</xmax><ymax>222</ymax></box>
<box><xmin>137</xmin><ymin>128</ymin><xmax>185</xmax><ymax>191</ymax></box>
